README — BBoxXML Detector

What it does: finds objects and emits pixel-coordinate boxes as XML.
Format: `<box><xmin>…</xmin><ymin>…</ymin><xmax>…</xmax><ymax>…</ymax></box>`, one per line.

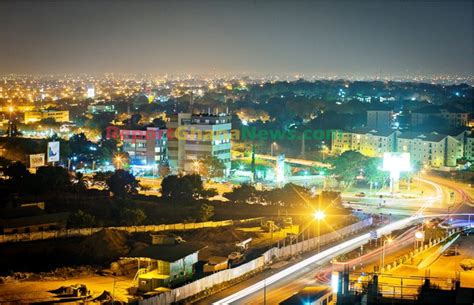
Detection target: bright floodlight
<box><xmin>314</xmin><ymin>210</ymin><xmax>325</xmax><ymax>220</ymax></box>
<box><xmin>331</xmin><ymin>271</ymin><xmax>339</xmax><ymax>293</ymax></box>
<box><xmin>382</xmin><ymin>152</ymin><xmax>411</xmax><ymax>194</ymax></box>
<box><xmin>383</xmin><ymin>152</ymin><xmax>411</xmax><ymax>172</ymax></box>
<box><xmin>415</xmin><ymin>231</ymin><xmax>424</xmax><ymax>240</ymax></box>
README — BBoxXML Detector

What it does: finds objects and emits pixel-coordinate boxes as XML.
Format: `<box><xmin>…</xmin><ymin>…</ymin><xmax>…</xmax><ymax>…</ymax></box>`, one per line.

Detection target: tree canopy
<box><xmin>161</xmin><ymin>174</ymin><xmax>217</xmax><ymax>202</ymax></box>
<box><xmin>106</xmin><ymin>169</ymin><xmax>140</xmax><ymax>198</ymax></box>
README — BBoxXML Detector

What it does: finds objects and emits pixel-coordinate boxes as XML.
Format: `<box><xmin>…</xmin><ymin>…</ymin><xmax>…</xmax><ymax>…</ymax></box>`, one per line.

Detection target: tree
<box><xmin>328</xmin><ymin>151</ymin><xmax>367</xmax><ymax>186</ymax></box>
<box><xmin>223</xmin><ymin>183</ymin><xmax>260</xmax><ymax>204</ymax></box>
<box><xmin>363</xmin><ymin>157</ymin><xmax>388</xmax><ymax>189</ymax></box>
<box><xmin>98</xmin><ymin>139</ymin><xmax>118</xmax><ymax>161</ymax></box>
<box><xmin>69</xmin><ymin>133</ymin><xmax>92</xmax><ymax>156</ymax></box>
<box><xmin>74</xmin><ymin>172</ymin><xmax>88</xmax><ymax>192</ymax></box>
<box><xmin>36</xmin><ymin>166</ymin><xmax>72</xmax><ymax>193</ymax></box>
<box><xmin>120</xmin><ymin>207</ymin><xmax>146</xmax><ymax>225</ymax></box>
<box><xmin>198</xmin><ymin>203</ymin><xmax>214</xmax><ymax>221</ymax></box>
<box><xmin>68</xmin><ymin>210</ymin><xmax>96</xmax><ymax>228</ymax></box>
<box><xmin>159</xmin><ymin>163</ymin><xmax>171</xmax><ymax>178</ymax></box>
<box><xmin>261</xmin><ymin>183</ymin><xmax>312</xmax><ymax>207</ymax></box>
<box><xmin>4</xmin><ymin>161</ymin><xmax>30</xmax><ymax>182</ymax></box>
<box><xmin>93</xmin><ymin>171</ymin><xmax>113</xmax><ymax>188</ymax></box>
<box><xmin>106</xmin><ymin>169</ymin><xmax>140</xmax><ymax>198</ymax></box>
<box><xmin>198</xmin><ymin>155</ymin><xmax>226</xmax><ymax>179</ymax></box>
<box><xmin>161</xmin><ymin>174</ymin><xmax>217</xmax><ymax>201</ymax></box>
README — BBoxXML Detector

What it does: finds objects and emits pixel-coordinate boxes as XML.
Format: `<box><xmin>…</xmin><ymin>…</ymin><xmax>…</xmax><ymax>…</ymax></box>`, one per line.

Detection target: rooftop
<box><xmin>351</xmin><ymin>127</ymin><xmax>397</xmax><ymax>137</ymax></box>
<box><xmin>279</xmin><ymin>286</ymin><xmax>332</xmax><ymax>305</ymax></box>
<box><xmin>413</xmin><ymin>104</ymin><xmax>467</xmax><ymax>114</ymax></box>
<box><xmin>398</xmin><ymin>131</ymin><xmax>449</xmax><ymax>142</ymax></box>
<box><xmin>127</xmin><ymin>244</ymin><xmax>202</xmax><ymax>262</ymax></box>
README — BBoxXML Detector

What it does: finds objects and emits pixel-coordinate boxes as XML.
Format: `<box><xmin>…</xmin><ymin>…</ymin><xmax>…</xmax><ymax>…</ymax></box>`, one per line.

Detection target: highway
<box><xmin>205</xmin><ymin>174</ymin><xmax>473</xmax><ymax>304</ymax></box>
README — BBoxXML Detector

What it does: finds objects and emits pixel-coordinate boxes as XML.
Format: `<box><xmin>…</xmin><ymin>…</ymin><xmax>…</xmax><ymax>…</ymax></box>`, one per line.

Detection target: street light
<box><xmin>313</xmin><ymin>210</ymin><xmax>326</xmax><ymax>253</ymax></box>
<box><xmin>314</xmin><ymin>210</ymin><xmax>325</xmax><ymax>220</ymax></box>
<box><xmin>193</xmin><ymin>160</ymin><xmax>200</xmax><ymax>174</ymax></box>
<box><xmin>414</xmin><ymin>231</ymin><xmax>424</xmax><ymax>239</ymax></box>
<box><xmin>8</xmin><ymin>105</ymin><xmax>14</xmax><ymax>121</ymax></box>
<box><xmin>381</xmin><ymin>237</ymin><xmax>393</xmax><ymax>270</ymax></box>
<box><xmin>271</xmin><ymin>142</ymin><xmax>277</xmax><ymax>156</ymax></box>
<box><xmin>415</xmin><ymin>230</ymin><xmax>425</xmax><ymax>250</ymax></box>
<box><xmin>114</xmin><ymin>155</ymin><xmax>123</xmax><ymax>170</ymax></box>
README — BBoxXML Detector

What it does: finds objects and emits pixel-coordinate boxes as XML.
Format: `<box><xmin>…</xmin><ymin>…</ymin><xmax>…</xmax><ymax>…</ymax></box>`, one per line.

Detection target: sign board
<box><xmin>370</xmin><ymin>231</ymin><xmax>378</xmax><ymax>239</ymax></box>
<box><xmin>275</xmin><ymin>154</ymin><xmax>285</xmax><ymax>184</ymax></box>
<box><xmin>47</xmin><ymin>141</ymin><xmax>60</xmax><ymax>162</ymax></box>
<box><xmin>382</xmin><ymin>152</ymin><xmax>411</xmax><ymax>172</ymax></box>
<box><xmin>29</xmin><ymin>153</ymin><xmax>45</xmax><ymax>168</ymax></box>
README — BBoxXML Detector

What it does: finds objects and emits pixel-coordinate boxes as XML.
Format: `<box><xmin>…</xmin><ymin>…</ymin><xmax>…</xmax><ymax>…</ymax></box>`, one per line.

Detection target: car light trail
<box><xmin>213</xmin><ymin>216</ymin><xmax>417</xmax><ymax>304</ymax></box>
<box><xmin>213</xmin><ymin>213</ymin><xmax>473</xmax><ymax>304</ymax></box>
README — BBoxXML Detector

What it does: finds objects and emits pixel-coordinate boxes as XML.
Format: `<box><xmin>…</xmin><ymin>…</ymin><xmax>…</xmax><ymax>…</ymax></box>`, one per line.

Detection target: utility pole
<box><xmin>263</xmin><ymin>278</ymin><xmax>266</xmax><ymax>305</ymax></box>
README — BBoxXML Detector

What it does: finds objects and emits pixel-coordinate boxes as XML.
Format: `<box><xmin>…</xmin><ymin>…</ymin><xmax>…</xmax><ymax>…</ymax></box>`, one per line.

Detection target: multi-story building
<box><xmin>167</xmin><ymin>113</ymin><xmax>191</xmax><ymax>172</ymax></box>
<box><xmin>465</xmin><ymin>135</ymin><xmax>474</xmax><ymax>161</ymax></box>
<box><xmin>397</xmin><ymin>131</ymin><xmax>463</xmax><ymax>167</ymax></box>
<box><xmin>331</xmin><ymin>128</ymin><xmax>399</xmax><ymax>157</ymax></box>
<box><xmin>367</xmin><ymin>109</ymin><xmax>393</xmax><ymax>129</ymax></box>
<box><xmin>411</xmin><ymin>105</ymin><xmax>469</xmax><ymax>128</ymax></box>
<box><xmin>86</xmin><ymin>103</ymin><xmax>116</xmax><ymax>114</ymax></box>
<box><xmin>167</xmin><ymin>112</ymin><xmax>232</xmax><ymax>175</ymax></box>
<box><xmin>120</xmin><ymin>127</ymin><xmax>167</xmax><ymax>168</ymax></box>
<box><xmin>24</xmin><ymin>110</ymin><xmax>69</xmax><ymax>124</ymax></box>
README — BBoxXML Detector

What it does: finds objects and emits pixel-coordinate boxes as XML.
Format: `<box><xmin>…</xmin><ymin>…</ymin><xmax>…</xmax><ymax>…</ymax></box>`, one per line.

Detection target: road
<box><xmin>205</xmin><ymin>174</ymin><xmax>473</xmax><ymax>304</ymax></box>
<box><xmin>198</xmin><ymin>215</ymin><xmax>419</xmax><ymax>304</ymax></box>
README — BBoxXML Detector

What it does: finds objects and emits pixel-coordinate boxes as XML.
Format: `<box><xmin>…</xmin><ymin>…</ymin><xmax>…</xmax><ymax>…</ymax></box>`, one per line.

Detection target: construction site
<box><xmin>0</xmin><ymin>217</ymin><xmax>300</xmax><ymax>304</ymax></box>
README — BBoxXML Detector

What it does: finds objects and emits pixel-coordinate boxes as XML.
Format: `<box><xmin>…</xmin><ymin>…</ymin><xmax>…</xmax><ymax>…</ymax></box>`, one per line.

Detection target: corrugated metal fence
<box><xmin>0</xmin><ymin>218</ymin><xmax>262</xmax><ymax>244</ymax></box>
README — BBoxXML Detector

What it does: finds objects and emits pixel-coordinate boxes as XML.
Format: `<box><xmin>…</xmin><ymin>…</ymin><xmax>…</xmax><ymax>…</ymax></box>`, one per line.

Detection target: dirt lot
<box><xmin>0</xmin><ymin>274</ymin><xmax>134</xmax><ymax>303</ymax></box>
<box><xmin>0</xmin><ymin>225</ymin><xmax>273</xmax><ymax>303</ymax></box>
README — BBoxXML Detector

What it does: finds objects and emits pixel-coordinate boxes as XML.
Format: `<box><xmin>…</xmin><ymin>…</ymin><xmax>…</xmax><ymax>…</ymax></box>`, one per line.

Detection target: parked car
<box><xmin>355</xmin><ymin>192</ymin><xmax>366</xmax><ymax>197</ymax></box>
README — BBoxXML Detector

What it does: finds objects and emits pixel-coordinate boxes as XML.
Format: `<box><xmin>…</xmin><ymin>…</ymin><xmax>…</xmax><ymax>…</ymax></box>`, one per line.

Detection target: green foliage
<box><xmin>198</xmin><ymin>203</ymin><xmax>215</xmax><ymax>221</ymax></box>
<box><xmin>106</xmin><ymin>169</ymin><xmax>140</xmax><ymax>198</ymax></box>
<box><xmin>223</xmin><ymin>183</ymin><xmax>260</xmax><ymax>204</ymax></box>
<box><xmin>35</xmin><ymin>166</ymin><xmax>72</xmax><ymax>192</ymax></box>
<box><xmin>328</xmin><ymin>151</ymin><xmax>388</xmax><ymax>187</ymax></box>
<box><xmin>262</xmin><ymin>183</ymin><xmax>312</xmax><ymax>207</ymax></box>
<box><xmin>4</xmin><ymin>161</ymin><xmax>30</xmax><ymax>182</ymax></box>
<box><xmin>364</xmin><ymin>157</ymin><xmax>388</xmax><ymax>186</ymax></box>
<box><xmin>328</xmin><ymin>151</ymin><xmax>366</xmax><ymax>184</ymax></box>
<box><xmin>120</xmin><ymin>207</ymin><xmax>146</xmax><ymax>225</ymax></box>
<box><xmin>161</xmin><ymin>174</ymin><xmax>217</xmax><ymax>201</ymax></box>
<box><xmin>198</xmin><ymin>155</ymin><xmax>226</xmax><ymax>179</ymax></box>
<box><xmin>68</xmin><ymin>210</ymin><xmax>96</xmax><ymax>228</ymax></box>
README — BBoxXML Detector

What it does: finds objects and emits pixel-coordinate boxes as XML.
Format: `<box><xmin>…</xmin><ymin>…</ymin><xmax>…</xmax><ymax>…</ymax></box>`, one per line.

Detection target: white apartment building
<box><xmin>397</xmin><ymin>132</ymin><xmax>463</xmax><ymax>167</ymax></box>
<box><xmin>331</xmin><ymin>128</ymin><xmax>399</xmax><ymax>157</ymax></box>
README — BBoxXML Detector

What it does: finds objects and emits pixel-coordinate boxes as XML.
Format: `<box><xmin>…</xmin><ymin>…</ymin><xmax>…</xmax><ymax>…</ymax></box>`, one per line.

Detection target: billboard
<box><xmin>276</xmin><ymin>154</ymin><xmax>285</xmax><ymax>184</ymax></box>
<box><xmin>382</xmin><ymin>152</ymin><xmax>410</xmax><ymax>172</ymax></box>
<box><xmin>47</xmin><ymin>141</ymin><xmax>60</xmax><ymax>162</ymax></box>
<box><xmin>29</xmin><ymin>153</ymin><xmax>45</xmax><ymax>168</ymax></box>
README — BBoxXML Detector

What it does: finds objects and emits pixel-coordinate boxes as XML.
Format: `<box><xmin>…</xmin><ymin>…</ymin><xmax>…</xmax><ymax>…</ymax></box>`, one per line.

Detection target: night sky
<box><xmin>0</xmin><ymin>0</ymin><xmax>472</xmax><ymax>76</ymax></box>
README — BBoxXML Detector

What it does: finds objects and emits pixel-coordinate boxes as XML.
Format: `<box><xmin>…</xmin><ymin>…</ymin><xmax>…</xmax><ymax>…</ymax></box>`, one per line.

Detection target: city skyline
<box><xmin>1</xmin><ymin>0</ymin><xmax>472</xmax><ymax>77</ymax></box>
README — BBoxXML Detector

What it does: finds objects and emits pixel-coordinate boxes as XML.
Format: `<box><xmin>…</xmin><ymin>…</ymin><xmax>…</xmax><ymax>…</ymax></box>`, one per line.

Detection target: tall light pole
<box><xmin>8</xmin><ymin>105</ymin><xmax>14</xmax><ymax>121</ymax></box>
<box><xmin>415</xmin><ymin>230</ymin><xmax>424</xmax><ymax>251</ymax></box>
<box><xmin>271</xmin><ymin>142</ymin><xmax>277</xmax><ymax>156</ymax></box>
<box><xmin>314</xmin><ymin>210</ymin><xmax>325</xmax><ymax>253</ymax></box>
